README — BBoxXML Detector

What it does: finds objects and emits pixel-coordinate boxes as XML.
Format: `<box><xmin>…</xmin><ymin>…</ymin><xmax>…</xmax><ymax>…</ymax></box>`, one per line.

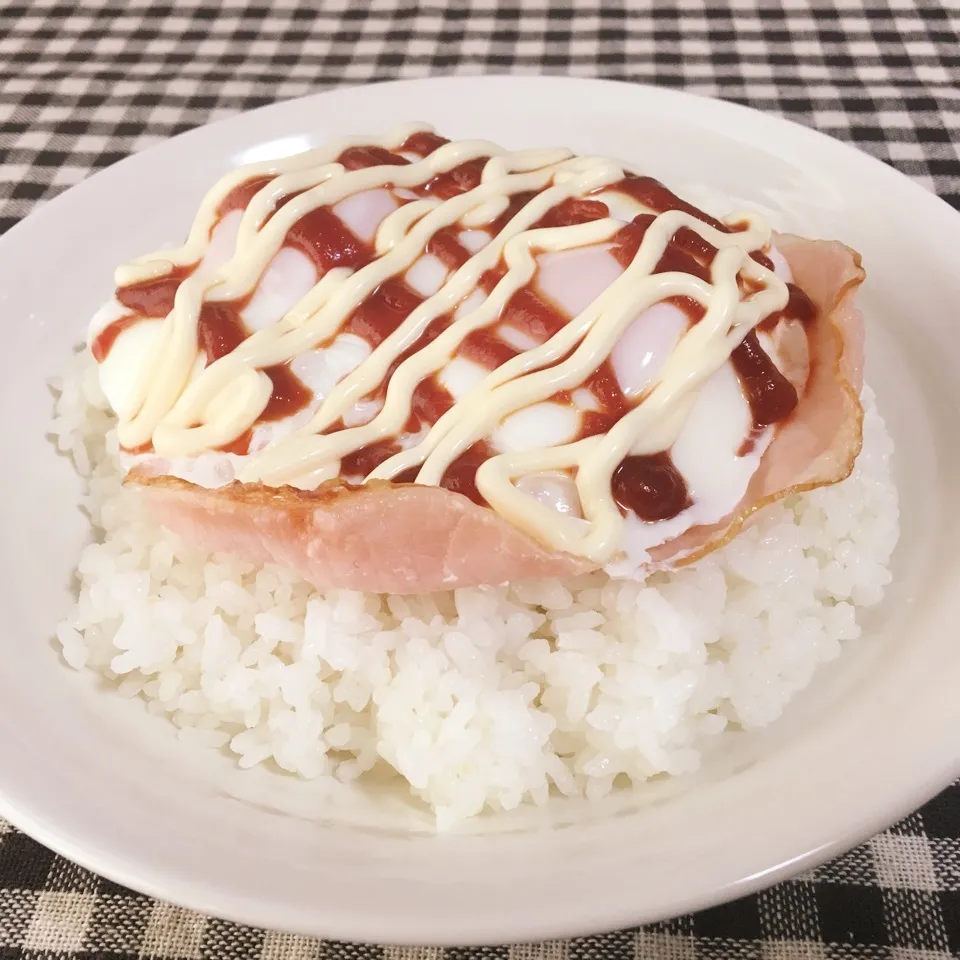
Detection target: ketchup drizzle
<box><xmin>261</xmin><ymin>365</ymin><xmax>313</xmax><ymax>422</ymax></box>
<box><xmin>411</xmin><ymin>377</ymin><xmax>455</xmax><ymax>424</ymax></box>
<box><xmin>439</xmin><ymin>442</ymin><xmax>490</xmax><ymax>505</ymax></box>
<box><xmin>337</xmin><ymin>145</ymin><xmax>408</xmax><ymax>171</ymax></box>
<box><xmin>400</xmin><ymin>131</ymin><xmax>451</xmax><ymax>157</ymax></box>
<box><xmin>344</xmin><ymin>277</ymin><xmax>424</xmax><ymax>347</ymax></box>
<box><xmin>730</xmin><ymin>330</ymin><xmax>798</xmax><ymax>430</ymax></box>
<box><xmin>427</xmin><ymin>227</ymin><xmax>473</xmax><ymax>270</ymax></box>
<box><xmin>757</xmin><ymin>282</ymin><xmax>818</xmax><ymax>332</ymax></box>
<box><xmin>612</xmin><ymin>453</ymin><xmax>692</xmax><ymax>522</ymax></box>
<box><xmin>218</xmin><ymin>428</ymin><xmax>253</xmax><ymax>456</ymax></box>
<box><xmin>90</xmin><ymin>315</ymin><xmax>140</xmax><ymax>363</ymax></box>
<box><xmin>218</xmin><ymin>176</ymin><xmax>274</xmax><ymax>217</ymax></box>
<box><xmin>341</xmin><ymin>440</ymin><xmax>402</xmax><ymax>478</ymax></box>
<box><xmin>197</xmin><ymin>301</ymin><xmax>248</xmax><ymax>363</ymax></box>
<box><xmin>615</xmin><ymin>175</ymin><xmax>729</xmax><ymax>233</ymax></box>
<box><xmin>105</xmin><ymin>137</ymin><xmax>824</xmax><ymax>535</ymax></box>
<box><xmin>459</xmin><ymin>329</ymin><xmax>519</xmax><ymax>369</ymax></box>
<box><xmin>418</xmin><ymin>157</ymin><xmax>487</xmax><ymax>200</ymax></box>
<box><xmin>500</xmin><ymin>287</ymin><xmax>567</xmax><ymax>342</ymax></box>
<box><xmin>285</xmin><ymin>206</ymin><xmax>374</xmax><ymax>272</ymax></box>
<box><xmin>534</xmin><ymin>197</ymin><xmax>610</xmax><ymax>229</ymax></box>
<box><xmin>116</xmin><ymin>264</ymin><xmax>194</xmax><ymax>318</ymax></box>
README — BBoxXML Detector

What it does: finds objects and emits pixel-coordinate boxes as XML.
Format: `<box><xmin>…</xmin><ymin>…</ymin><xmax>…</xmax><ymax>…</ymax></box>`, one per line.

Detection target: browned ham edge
<box><xmin>128</xmin><ymin>473</ymin><xmax>593</xmax><ymax>595</ymax></box>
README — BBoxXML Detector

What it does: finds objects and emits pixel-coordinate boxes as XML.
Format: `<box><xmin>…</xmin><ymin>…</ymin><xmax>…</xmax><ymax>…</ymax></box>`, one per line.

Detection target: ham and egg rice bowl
<box><xmin>52</xmin><ymin>124</ymin><xmax>899</xmax><ymax>825</ymax></box>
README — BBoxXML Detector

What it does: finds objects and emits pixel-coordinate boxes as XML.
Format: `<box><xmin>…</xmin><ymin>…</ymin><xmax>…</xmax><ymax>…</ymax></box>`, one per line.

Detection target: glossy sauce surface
<box><xmin>612</xmin><ymin>452</ymin><xmax>692</xmax><ymax>522</ymax></box>
<box><xmin>115</xmin><ymin>264</ymin><xmax>194</xmax><ymax>317</ymax></box>
<box><xmin>731</xmin><ymin>330</ymin><xmax>799</xmax><ymax>430</ymax></box>
<box><xmin>90</xmin><ymin>315</ymin><xmax>140</xmax><ymax>363</ymax></box>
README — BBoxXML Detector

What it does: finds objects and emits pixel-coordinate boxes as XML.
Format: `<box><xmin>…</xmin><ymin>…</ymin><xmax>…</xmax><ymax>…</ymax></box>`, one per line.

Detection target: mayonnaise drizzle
<box><xmin>98</xmin><ymin>123</ymin><xmax>793</xmax><ymax>565</ymax></box>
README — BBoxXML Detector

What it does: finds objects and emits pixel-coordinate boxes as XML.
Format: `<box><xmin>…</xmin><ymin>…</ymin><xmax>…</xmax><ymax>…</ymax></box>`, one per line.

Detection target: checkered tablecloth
<box><xmin>1</xmin><ymin>0</ymin><xmax>958</xmax><ymax>957</ymax></box>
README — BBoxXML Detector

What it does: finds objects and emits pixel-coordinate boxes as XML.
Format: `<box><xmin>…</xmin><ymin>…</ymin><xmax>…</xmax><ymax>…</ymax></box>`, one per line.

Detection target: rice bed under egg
<box><xmin>51</xmin><ymin>351</ymin><xmax>899</xmax><ymax>825</ymax></box>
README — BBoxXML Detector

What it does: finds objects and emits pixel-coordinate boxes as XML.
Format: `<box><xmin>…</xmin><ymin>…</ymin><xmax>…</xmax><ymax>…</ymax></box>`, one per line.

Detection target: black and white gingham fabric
<box><xmin>1</xmin><ymin>1</ymin><xmax>958</xmax><ymax>957</ymax></box>
<box><xmin>0</xmin><ymin>793</ymin><xmax>957</xmax><ymax>959</ymax></box>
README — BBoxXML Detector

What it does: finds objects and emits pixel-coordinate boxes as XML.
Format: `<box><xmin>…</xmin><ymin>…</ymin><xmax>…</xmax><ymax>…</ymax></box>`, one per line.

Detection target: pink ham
<box><xmin>130</xmin><ymin>474</ymin><xmax>592</xmax><ymax>594</ymax></box>
<box><xmin>129</xmin><ymin>235</ymin><xmax>865</xmax><ymax>593</ymax></box>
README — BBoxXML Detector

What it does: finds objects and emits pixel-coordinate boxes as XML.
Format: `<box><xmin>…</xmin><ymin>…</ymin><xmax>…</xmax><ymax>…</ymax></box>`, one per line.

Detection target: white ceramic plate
<box><xmin>0</xmin><ymin>75</ymin><xmax>958</xmax><ymax>945</ymax></box>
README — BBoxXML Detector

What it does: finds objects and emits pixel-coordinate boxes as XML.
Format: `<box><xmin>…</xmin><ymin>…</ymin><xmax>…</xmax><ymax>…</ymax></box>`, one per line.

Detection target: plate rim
<box><xmin>1</xmin><ymin>73</ymin><xmax>959</xmax><ymax>945</ymax></box>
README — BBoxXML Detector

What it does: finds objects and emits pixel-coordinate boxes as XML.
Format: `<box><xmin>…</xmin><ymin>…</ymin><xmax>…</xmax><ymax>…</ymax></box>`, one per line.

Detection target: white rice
<box><xmin>51</xmin><ymin>350</ymin><xmax>899</xmax><ymax>827</ymax></box>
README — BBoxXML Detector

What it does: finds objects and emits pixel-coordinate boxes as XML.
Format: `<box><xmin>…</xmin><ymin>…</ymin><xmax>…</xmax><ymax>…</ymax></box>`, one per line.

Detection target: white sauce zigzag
<box><xmin>90</xmin><ymin>123</ymin><xmax>797</xmax><ymax>566</ymax></box>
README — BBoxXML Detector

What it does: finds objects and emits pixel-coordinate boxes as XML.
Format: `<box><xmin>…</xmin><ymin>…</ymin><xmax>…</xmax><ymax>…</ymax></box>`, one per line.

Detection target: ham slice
<box><xmin>130</xmin><ymin>474</ymin><xmax>592</xmax><ymax>594</ymax></box>
<box><xmin>128</xmin><ymin>235</ymin><xmax>865</xmax><ymax>593</ymax></box>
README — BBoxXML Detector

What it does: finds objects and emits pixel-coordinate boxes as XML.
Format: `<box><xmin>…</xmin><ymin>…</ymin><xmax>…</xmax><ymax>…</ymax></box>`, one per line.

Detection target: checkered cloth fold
<box><xmin>1</xmin><ymin>1</ymin><xmax>958</xmax><ymax>957</ymax></box>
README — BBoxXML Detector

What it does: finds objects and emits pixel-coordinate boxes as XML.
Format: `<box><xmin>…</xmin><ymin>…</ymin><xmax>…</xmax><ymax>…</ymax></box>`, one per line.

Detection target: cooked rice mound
<box><xmin>51</xmin><ymin>351</ymin><xmax>899</xmax><ymax>826</ymax></box>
